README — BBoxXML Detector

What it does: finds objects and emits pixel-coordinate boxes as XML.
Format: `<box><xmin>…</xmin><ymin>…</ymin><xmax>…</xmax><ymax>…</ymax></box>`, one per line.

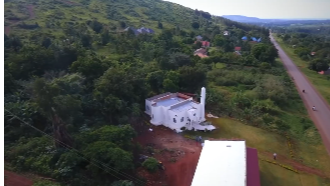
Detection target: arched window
<box><xmin>173</xmin><ymin>118</ymin><xmax>177</xmax><ymax>123</ymax></box>
<box><xmin>181</xmin><ymin>117</ymin><xmax>184</xmax><ymax>122</ymax></box>
<box><xmin>146</xmin><ymin>105</ymin><xmax>150</xmax><ymax>111</ymax></box>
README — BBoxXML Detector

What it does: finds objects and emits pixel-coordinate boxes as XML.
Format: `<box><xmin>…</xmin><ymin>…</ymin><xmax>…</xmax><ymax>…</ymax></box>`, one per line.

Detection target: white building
<box><xmin>191</xmin><ymin>140</ymin><xmax>247</xmax><ymax>186</ymax></box>
<box><xmin>145</xmin><ymin>87</ymin><xmax>215</xmax><ymax>132</ymax></box>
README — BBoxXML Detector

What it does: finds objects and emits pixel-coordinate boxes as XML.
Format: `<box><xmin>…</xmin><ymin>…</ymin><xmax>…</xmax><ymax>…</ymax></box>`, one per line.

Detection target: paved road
<box><xmin>270</xmin><ymin>34</ymin><xmax>330</xmax><ymax>155</ymax></box>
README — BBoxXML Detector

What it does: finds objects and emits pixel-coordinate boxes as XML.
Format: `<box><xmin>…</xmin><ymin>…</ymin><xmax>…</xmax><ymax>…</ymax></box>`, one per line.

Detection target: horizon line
<box><xmin>220</xmin><ymin>15</ymin><xmax>330</xmax><ymax>20</ymax></box>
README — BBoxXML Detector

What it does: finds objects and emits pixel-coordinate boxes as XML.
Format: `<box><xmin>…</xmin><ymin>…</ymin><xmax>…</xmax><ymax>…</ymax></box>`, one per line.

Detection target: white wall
<box><xmin>145</xmin><ymin>100</ymin><xmax>152</xmax><ymax>115</ymax></box>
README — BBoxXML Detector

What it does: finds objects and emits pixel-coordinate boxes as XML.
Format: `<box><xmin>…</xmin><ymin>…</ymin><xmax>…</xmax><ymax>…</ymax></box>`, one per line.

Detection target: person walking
<box><xmin>273</xmin><ymin>153</ymin><xmax>277</xmax><ymax>160</ymax></box>
<box><xmin>312</xmin><ymin>106</ymin><xmax>316</xmax><ymax>111</ymax></box>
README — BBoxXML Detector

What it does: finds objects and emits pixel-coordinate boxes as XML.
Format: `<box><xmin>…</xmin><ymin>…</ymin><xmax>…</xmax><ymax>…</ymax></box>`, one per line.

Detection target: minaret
<box><xmin>200</xmin><ymin>87</ymin><xmax>206</xmax><ymax>121</ymax></box>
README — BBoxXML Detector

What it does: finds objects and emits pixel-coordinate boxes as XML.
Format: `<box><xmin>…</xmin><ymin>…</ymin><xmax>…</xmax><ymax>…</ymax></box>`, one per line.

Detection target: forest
<box><xmin>4</xmin><ymin>0</ymin><xmax>322</xmax><ymax>185</ymax></box>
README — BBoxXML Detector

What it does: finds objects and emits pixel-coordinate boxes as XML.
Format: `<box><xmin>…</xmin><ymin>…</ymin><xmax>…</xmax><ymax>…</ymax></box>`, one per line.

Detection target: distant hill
<box><xmin>222</xmin><ymin>15</ymin><xmax>286</xmax><ymax>23</ymax></box>
<box><xmin>222</xmin><ymin>15</ymin><xmax>330</xmax><ymax>28</ymax></box>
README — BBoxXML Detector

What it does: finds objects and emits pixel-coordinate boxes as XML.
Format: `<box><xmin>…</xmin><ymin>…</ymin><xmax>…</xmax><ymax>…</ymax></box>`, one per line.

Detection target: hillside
<box><xmin>4</xmin><ymin>0</ymin><xmax>216</xmax><ymax>36</ymax></box>
<box><xmin>4</xmin><ymin>0</ymin><xmax>330</xmax><ymax>186</ymax></box>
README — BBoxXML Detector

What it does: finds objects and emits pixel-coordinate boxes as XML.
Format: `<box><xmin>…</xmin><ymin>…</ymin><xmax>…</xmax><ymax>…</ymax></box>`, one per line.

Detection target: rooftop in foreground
<box><xmin>191</xmin><ymin>140</ymin><xmax>246</xmax><ymax>186</ymax></box>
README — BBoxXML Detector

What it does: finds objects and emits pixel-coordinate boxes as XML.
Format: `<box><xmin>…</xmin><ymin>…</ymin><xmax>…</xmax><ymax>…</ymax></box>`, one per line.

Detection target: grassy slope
<box><xmin>184</xmin><ymin>118</ymin><xmax>330</xmax><ymax>186</ymax></box>
<box><xmin>274</xmin><ymin>36</ymin><xmax>330</xmax><ymax>104</ymax></box>
<box><xmin>209</xmin><ymin>60</ymin><xmax>321</xmax><ymax>144</ymax></box>
<box><xmin>5</xmin><ymin>0</ymin><xmax>212</xmax><ymax>38</ymax></box>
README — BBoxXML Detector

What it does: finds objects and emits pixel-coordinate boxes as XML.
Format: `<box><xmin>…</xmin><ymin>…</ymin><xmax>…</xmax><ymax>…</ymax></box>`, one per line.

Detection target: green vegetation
<box><xmin>183</xmin><ymin>118</ymin><xmax>330</xmax><ymax>185</ymax></box>
<box><xmin>142</xmin><ymin>158</ymin><xmax>159</xmax><ymax>173</ymax></box>
<box><xmin>273</xmin><ymin>35</ymin><xmax>330</xmax><ymax>103</ymax></box>
<box><xmin>33</xmin><ymin>180</ymin><xmax>61</xmax><ymax>186</ymax></box>
<box><xmin>4</xmin><ymin>0</ymin><xmax>329</xmax><ymax>185</ymax></box>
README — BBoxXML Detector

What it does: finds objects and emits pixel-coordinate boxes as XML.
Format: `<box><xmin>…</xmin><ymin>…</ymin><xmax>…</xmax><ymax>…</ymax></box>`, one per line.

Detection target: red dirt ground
<box><xmin>4</xmin><ymin>170</ymin><xmax>34</xmax><ymax>186</ymax></box>
<box><xmin>135</xmin><ymin>125</ymin><xmax>202</xmax><ymax>186</ymax></box>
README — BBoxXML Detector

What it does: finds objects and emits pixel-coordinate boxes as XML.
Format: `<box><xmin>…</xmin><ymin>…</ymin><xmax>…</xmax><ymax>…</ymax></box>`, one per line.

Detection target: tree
<box><xmin>191</xmin><ymin>22</ymin><xmax>200</xmax><ymax>29</ymax></box>
<box><xmin>163</xmin><ymin>71</ymin><xmax>180</xmax><ymax>92</ymax></box>
<box><xmin>158</xmin><ymin>21</ymin><xmax>163</xmax><ymax>29</ymax></box>
<box><xmin>283</xmin><ymin>34</ymin><xmax>290</xmax><ymax>41</ymax></box>
<box><xmin>142</xmin><ymin>157</ymin><xmax>159</xmax><ymax>173</ymax></box>
<box><xmin>178</xmin><ymin>66</ymin><xmax>206</xmax><ymax>92</ymax></box>
<box><xmin>111</xmin><ymin>181</ymin><xmax>135</xmax><ymax>186</ymax></box>
<box><xmin>29</xmin><ymin>74</ymin><xmax>84</xmax><ymax>148</ymax></box>
<box><xmin>308</xmin><ymin>58</ymin><xmax>329</xmax><ymax>72</ymax></box>
<box><xmin>41</xmin><ymin>37</ymin><xmax>52</xmax><ymax>48</ymax></box>
<box><xmin>84</xmin><ymin>141</ymin><xmax>134</xmax><ymax>172</ymax></box>
<box><xmin>6</xmin><ymin>45</ymin><xmax>55</xmax><ymax>80</ymax></box>
<box><xmin>120</xmin><ymin>21</ymin><xmax>126</xmax><ymax>29</ymax></box>
<box><xmin>213</xmin><ymin>34</ymin><xmax>226</xmax><ymax>47</ymax></box>
<box><xmin>87</xmin><ymin>20</ymin><xmax>103</xmax><ymax>34</ymax></box>
<box><xmin>70</xmin><ymin>56</ymin><xmax>110</xmax><ymax>83</ymax></box>
<box><xmin>168</xmin><ymin>53</ymin><xmax>193</xmax><ymax>69</ymax></box>
<box><xmin>101</xmin><ymin>29</ymin><xmax>111</xmax><ymax>45</ymax></box>
<box><xmin>251</xmin><ymin>44</ymin><xmax>278</xmax><ymax>64</ymax></box>
<box><xmin>147</xmin><ymin>71</ymin><xmax>164</xmax><ymax>93</ymax></box>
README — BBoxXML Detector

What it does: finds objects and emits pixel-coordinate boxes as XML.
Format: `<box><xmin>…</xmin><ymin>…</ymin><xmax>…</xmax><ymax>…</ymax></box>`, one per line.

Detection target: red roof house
<box><xmin>235</xmin><ymin>47</ymin><xmax>242</xmax><ymax>51</ymax></box>
<box><xmin>202</xmin><ymin>41</ymin><xmax>210</xmax><ymax>47</ymax></box>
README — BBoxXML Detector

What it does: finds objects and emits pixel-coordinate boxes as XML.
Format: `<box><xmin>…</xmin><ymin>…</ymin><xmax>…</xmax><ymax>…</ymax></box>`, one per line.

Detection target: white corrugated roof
<box><xmin>191</xmin><ymin>140</ymin><xmax>246</xmax><ymax>186</ymax></box>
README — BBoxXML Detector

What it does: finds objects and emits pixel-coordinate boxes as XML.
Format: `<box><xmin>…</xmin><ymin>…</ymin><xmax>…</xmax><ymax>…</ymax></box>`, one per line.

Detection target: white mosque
<box><xmin>145</xmin><ymin>87</ymin><xmax>215</xmax><ymax>133</ymax></box>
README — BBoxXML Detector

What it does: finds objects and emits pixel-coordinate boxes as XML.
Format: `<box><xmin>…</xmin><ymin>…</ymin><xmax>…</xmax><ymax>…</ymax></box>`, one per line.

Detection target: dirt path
<box><xmin>270</xmin><ymin>33</ymin><xmax>330</xmax><ymax>156</ymax></box>
<box><xmin>260</xmin><ymin>151</ymin><xmax>330</xmax><ymax>178</ymax></box>
<box><xmin>4</xmin><ymin>170</ymin><xmax>34</xmax><ymax>186</ymax></box>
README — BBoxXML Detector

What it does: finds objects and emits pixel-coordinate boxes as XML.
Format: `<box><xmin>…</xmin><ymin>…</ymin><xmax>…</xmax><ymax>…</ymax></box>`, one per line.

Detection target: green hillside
<box><xmin>5</xmin><ymin>0</ymin><xmax>213</xmax><ymax>36</ymax></box>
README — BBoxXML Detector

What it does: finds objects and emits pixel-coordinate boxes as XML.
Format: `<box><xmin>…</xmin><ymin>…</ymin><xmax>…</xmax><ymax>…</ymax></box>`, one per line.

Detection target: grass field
<box><xmin>183</xmin><ymin>117</ymin><xmax>330</xmax><ymax>186</ymax></box>
<box><xmin>274</xmin><ymin>36</ymin><xmax>330</xmax><ymax>104</ymax></box>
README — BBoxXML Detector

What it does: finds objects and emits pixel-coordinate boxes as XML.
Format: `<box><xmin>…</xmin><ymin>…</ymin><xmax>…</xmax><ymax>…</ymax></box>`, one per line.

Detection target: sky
<box><xmin>164</xmin><ymin>0</ymin><xmax>330</xmax><ymax>19</ymax></box>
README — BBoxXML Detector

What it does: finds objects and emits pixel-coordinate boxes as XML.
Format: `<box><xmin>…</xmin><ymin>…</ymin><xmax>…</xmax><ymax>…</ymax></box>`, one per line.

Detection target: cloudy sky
<box><xmin>164</xmin><ymin>0</ymin><xmax>330</xmax><ymax>19</ymax></box>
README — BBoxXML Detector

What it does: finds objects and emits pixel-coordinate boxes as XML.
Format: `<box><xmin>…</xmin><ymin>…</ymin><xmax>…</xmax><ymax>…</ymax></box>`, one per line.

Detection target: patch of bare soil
<box><xmin>135</xmin><ymin>125</ymin><xmax>202</xmax><ymax>186</ymax></box>
<box><xmin>4</xmin><ymin>170</ymin><xmax>34</xmax><ymax>186</ymax></box>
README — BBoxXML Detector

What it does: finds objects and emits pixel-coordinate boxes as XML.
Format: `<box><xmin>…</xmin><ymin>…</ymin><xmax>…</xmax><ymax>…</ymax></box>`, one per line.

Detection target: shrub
<box><xmin>142</xmin><ymin>157</ymin><xmax>159</xmax><ymax>173</ymax></box>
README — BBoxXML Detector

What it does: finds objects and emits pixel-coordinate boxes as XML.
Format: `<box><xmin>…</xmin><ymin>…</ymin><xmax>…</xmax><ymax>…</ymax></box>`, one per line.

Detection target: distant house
<box><xmin>124</xmin><ymin>27</ymin><xmax>155</xmax><ymax>36</ymax></box>
<box><xmin>311</xmin><ymin>52</ymin><xmax>316</xmax><ymax>56</ymax></box>
<box><xmin>196</xmin><ymin>35</ymin><xmax>203</xmax><ymax>41</ymax></box>
<box><xmin>242</xmin><ymin>36</ymin><xmax>248</xmax><ymax>41</ymax></box>
<box><xmin>201</xmin><ymin>41</ymin><xmax>210</xmax><ymax>47</ymax></box>
<box><xmin>194</xmin><ymin>48</ymin><xmax>208</xmax><ymax>58</ymax></box>
<box><xmin>234</xmin><ymin>47</ymin><xmax>241</xmax><ymax>51</ymax></box>
<box><xmin>223</xmin><ymin>31</ymin><xmax>229</xmax><ymax>36</ymax></box>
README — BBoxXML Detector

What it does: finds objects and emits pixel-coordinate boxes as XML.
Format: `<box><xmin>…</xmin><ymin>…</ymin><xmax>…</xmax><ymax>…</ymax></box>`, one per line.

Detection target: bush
<box><xmin>33</xmin><ymin>180</ymin><xmax>61</xmax><ymax>186</ymax></box>
<box><xmin>142</xmin><ymin>157</ymin><xmax>159</xmax><ymax>173</ymax></box>
<box><xmin>275</xmin><ymin>119</ymin><xmax>291</xmax><ymax>131</ymax></box>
